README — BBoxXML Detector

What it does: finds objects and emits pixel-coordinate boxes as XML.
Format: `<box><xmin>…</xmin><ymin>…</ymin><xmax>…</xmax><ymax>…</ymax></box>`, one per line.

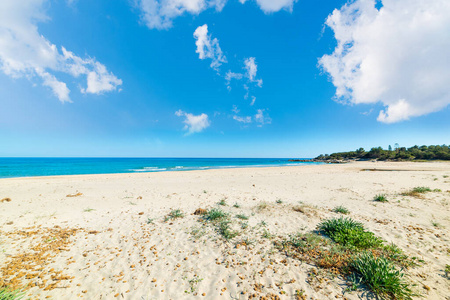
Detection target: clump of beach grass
<box><xmin>445</xmin><ymin>264</ymin><xmax>450</xmax><ymax>278</ymax></box>
<box><xmin>402</xmin><ymin>186</ymin><xmax>431</xmax><ymax>198</ymax></box>
<box><xmin>373</xmin><ymin>194</ymin><xmax>388</xmax><ymax>202</ymax></box>
<box><xmin>351</xmin><ymin>252</ymin><xmax>415</xmax><ymax>300</ymax></box>
<box><xmin>0</xmin><ymin>288</ymin><xmax>24</xmax><ymax>300</ymax></box>
<box><xmin>232</xmin><ymin>202</ymin><xmax>240</xmax><ymax>208</ymax></box>
<box><xmin>217</xmin><ymin>219</ymin><xmax>239</xmax><ymax>240</ymax></box>
<box><xmin>276</xmin><ymin>199</ymin><xmax>283</xmax><ymax>204</ymax></box>
<box><xmin>332</xmin><ymin>205</ymin><xmax>350</xmax><ymax>214</ymax></box>
<box><xmin>164</xmin><ymin>209</ymin><xmax>184</xmax><ymax>222</ymax></box>
<box><xmin>218</xmin><ymin>199</ymin><xmax>227</xmax><ymax>206</ymax></box>
<box><xmin>83</xmin><ymin>208</ymin><xmax>95</xmax><ymax>212</ymax></box>
<box><xmin>318</xmin><ymin>217</ymin><xmax>384</xmax><ymax>249</ymax></box>
<box><xmin>235</xmin><ymin>214</ymin><xmax>249</xmax><ymax>220</ymax></box>
<box><xmin>204</xmin><ymin>208</ymin><xmax>227</xmax><ymax>221</ymax></box>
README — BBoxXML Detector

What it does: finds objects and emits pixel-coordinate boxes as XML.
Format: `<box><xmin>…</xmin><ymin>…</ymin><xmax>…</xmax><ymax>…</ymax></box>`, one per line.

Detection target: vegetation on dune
<box><xmin>351</xmin><ymin>252</ymin><xmax>415</xmax><ymax>300</ymax></box>
<box><xmin>332</xmin><ymin>205</ymin><xmax>350</xmax><ymax>214</ymax></box>
<box><xmin>0</xmin><ymin>288</ymin><xmax>24</xmax><ymax>300</ymax></box>
<box><xmin>275</xmin><ymin>216</ymin><xmax>419</xmax><ymax>299</ymax></box>
<box><xmin>316</xmin><ymin>144</ymin><xmax>450</xmax><ymax>161</ymax></box>
<box><xmin>373</xmin><ymin>194</ymin><xmax>388</xmax><ymax>202</ymax></box>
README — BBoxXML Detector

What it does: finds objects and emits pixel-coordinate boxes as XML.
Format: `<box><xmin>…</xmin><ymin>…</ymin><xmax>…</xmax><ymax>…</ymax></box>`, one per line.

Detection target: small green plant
<box><xmin>218</xmin><ymin>220</ymin><xmax>239</xmax><ymax>240</ymax></box>
<box><xmin>240</xmin><ymin>221</ymin><xmax>248</xmax><ymax>229</ymax></box>
<box><xmin>218</xmin><ymin>199</ymin><xmax>227</xmax><ymax>206</ymax></box>
<box><xmin>413</xmin><ymin>187</ymin><xmax>431</xmax><ymax>193</ymax></box>
<box><xmin>445</xmin><ymin>264</ymin><xmax>450</xmax><ymax>278</ymax></box>
<box><xmin>233</xmin><ymin>202</ymin><xmax>240</xmax><ymax>208</ymax></box>
<box><xmin>332</xmin><ymin>205</ymin><xmax>350</xmax><ymax>214</ymax></box>
<box><xmin>204</xmin><ymin>208</ymin><xmax>228</xmax><ymax>221</ymax></box>
<box><xmin>184</xmin><ymin>275</ymin><xmax>203</xmax><ymax>294</ymax></box>
<box><xmin>351</xmin><ymin>252</ymin><xmax>415</xmax><ymax>299</ymax></box>
<box><xmin>0</xmin><ymin>287</ymin><xmax>24</xmax><ymax>300</ymax></box>
<box><xmin>203</xmin><ymin>190</ymin><xmax>207</xmax><ymax>194</ymax></box>
<box><xmin>261</xmin><ymin>229</ymin><xmax>273</xmax><ymax>239</ymax></box>
<box><xmin>146</xmin><ymin>218</ymin><xmax>154</xmax><ymax>224</ymax></box>
<box><xmin>276</xmin><ymin>199</ymin><xmax>283</xmax><ymax>204</ymax></box>
<box><xmin>443</xmin><ymin>175</ymin><xmax>449</xmax><ymax>178</ymax></box>
<box><xmin>402</xmin><ymin>186</ymin><xmax>432</xmax><ymax>198</ymax></box>
<box><xmin>318</xmin><ymin>217</ymin><xmax>384</xmax><ymax>249</ymax></box>
<box><xmin>258</xmin><ymin>220</ymin><xmax>267</xmax><ymax>227</ymax></box>
<box><xmin>164</xmin><ymin>209</ymin><xmax>184</xmax><ymax>221</ymax></box>
<box><xmin>128</xmin><ymin>201</ymin><xmax>137</xmax><ymax>205</ymax></box>
<box><xmin>374</xmin><ymin>194</ymin><xmax>388</xmax><ymax>202</ymax></box>
<box><xmin>433</xmin><ymin>188</ymin><xmax>442</xmax><ymax>192</ymax></box>
<box><xmin>83</xmin><ymin>207</ymin><xmax>95</xmax><ymax>212</ymax></box>
<box><xmin>235</xmin><ymin>214</ymin><xmax>249</xmax><ymax>220</ymax></box>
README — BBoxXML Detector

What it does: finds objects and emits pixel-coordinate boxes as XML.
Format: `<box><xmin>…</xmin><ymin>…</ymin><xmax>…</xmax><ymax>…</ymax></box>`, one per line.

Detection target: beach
<box><xmin>1</xmin><ymin>161</ymin><xmax>449</xmax><ymax>299</ymax></box>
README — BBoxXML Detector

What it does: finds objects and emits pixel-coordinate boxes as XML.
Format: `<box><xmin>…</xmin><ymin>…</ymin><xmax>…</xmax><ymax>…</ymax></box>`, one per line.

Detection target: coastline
<box><xmin>1</xmin><ymin>161</ymin><xmax>449</xmax><ymax>299</ymax></box>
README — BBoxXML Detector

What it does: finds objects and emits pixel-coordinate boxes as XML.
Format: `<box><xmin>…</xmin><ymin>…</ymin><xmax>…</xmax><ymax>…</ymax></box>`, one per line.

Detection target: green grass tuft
<box><xmin>164</xmin><ymin>209</ymin><xmax>184</xmax><ymax>222</ymax></box>
<box><xmin>204</xmin><ymin>208</ymin><xmax>228</xmax><ymax>221</ymax></box>
<box><xmin>276</xmin><ymin>199</ymin><xmax>283</xmax><ymax>204</ymax></box>
<box><xmin>232</xmin><ymin>202</ymin><xmax>240</xmax><ymax>208</ymax></box>
<box><xmin>373</xmin><ymin>194</ymin><xmax>388</xmax><ymax>202</ymax></box>
<box><xmin>235</xmin><ymin>214</ymin><xmax>249</xmax><ymax>220</ymax></box>
<box><xmin>412</xmin><ymin>186</ymin><xmax>431</xmax><ymax>193</ymax></box>
<box><xmin>332</xmin><ymin>205</ymin><xmax>350</xmax><ymax>214</ymax></box>
<box><xmin>0</xmin><ymin>288</ymin><xmax>24</xmax><ymax>300</ymax></box>
<box><xmin>351</xmin><ymin>252</ymin><xmax>415</xmax><ymax>300</ymax></box>
<box><xmin>218</xmin><ymin>199</ymin><xmax>227</xmax><ymax>206</ymax></box>
<box><xmin>318</xmin><ymin>217</ymin><xmax>384</xmax><ymax>249</ymax></box>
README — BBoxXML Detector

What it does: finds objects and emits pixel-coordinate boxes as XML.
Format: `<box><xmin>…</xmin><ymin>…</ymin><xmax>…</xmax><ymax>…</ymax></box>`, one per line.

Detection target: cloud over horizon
<box><xmin>319</xmin><ymin>0</ymin><xmax>450</xmax><ymax>123</ymax></box>
<box><xmin>175</xmin><ymin>109</ymin><xmax>211</xmax><ymax>134</ymax></box>
<box><xmin>0</xmin><ymin>0</ymin><xmax>122</xmax><ymax>103</ymax></box>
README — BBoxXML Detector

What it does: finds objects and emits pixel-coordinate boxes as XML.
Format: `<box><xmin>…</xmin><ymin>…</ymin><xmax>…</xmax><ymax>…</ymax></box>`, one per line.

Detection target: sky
<box><xmin>0</xmin><ymin>0</ymin><xmax>449</xmax><ymax>158</ymax></box>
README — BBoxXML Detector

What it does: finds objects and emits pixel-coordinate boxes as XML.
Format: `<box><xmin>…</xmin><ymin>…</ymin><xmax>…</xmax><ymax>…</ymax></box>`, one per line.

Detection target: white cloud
<box><xmin>136</xmin><ymin>0</ymin><xmax>226</xmax><ymax>30</ymax></box>
<box><xmin>241</xmin><ymin>0</ymin><xmax>297</xmax><ymax>13</ymax></box>
<box><xmin>244</xmin><ymin>57</ymin><xmax>263</xmax><ymax>87</ymax></box>
<box><xmin>135</xmin><ymin>0</ymin><xmax>296</xmax><ymax>30</ymax></box>
<box><xmin>233</xmin><ymin>115</ymin><xmax>252</xmax><ymax>123</ymax></box>
<box><xmin>193</xmin><ymin>24</ymin><xmax>227</xmax><ymax>71</ymax></box>
<box><xmin>0</xmin><ymin>0</ymin><xmax>122</xmax><ymax>102</ymax></box>
<box><xmin>225</xmin><ymin>70</ymin><xmax>243</xmax><ymax>90</ymax></box>
<box><xmin>254</xmin><ymin>109</ymin><xmax>271</xmax><ymax>126</ymax></box>
<box><xmin>319</xmin><ymin>0</ymin><xmax>450</xmax><ymax>123</ymax></box>
<box><xmin>250</xmin><ymin>96</ymin><xmax>256</xmax><ymax>106</ymax></box>
<box><xmin>175</xmin><ymin>109</ymin><xmax>210</xmax><ymax>134</ymax></box>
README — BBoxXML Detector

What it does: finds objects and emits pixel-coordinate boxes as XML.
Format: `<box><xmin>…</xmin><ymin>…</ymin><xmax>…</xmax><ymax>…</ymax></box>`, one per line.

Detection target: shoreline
<box><xmin>1</xmin><ymin>159</ymin><xmax>448</xmax><ymax>181</ymax></box>
<box><xmin>1</xmin><ymin>161</ymin><xmax>449</xmax><ymax>299</ymax></box>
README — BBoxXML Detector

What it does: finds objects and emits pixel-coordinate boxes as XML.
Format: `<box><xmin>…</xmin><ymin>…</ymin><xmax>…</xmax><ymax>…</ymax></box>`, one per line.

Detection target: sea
<box><xmin>0</xmin><ymin>158</ymin><xmax>322</xmax><ymax>179</ymax></box>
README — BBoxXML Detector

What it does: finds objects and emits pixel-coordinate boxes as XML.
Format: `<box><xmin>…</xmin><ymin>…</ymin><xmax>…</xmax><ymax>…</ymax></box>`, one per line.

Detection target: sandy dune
<box><xmin>1</xmin><ymin>161</ymin><xmax>449</xmax><ymax>299</ymax></box>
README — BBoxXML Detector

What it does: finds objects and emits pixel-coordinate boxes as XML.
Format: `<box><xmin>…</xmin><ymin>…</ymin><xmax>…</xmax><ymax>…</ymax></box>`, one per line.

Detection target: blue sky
<box><xmin>0</xmin><ymin>0</ymin><xmax>449</xmax><ymax>157</ymax></box>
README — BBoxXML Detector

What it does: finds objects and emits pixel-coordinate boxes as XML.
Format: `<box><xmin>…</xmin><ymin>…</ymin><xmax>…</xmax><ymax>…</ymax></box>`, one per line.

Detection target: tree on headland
<box><xmin>315</xmin><ymin>145</ymin><xmax>450</xmax><ymax>161</ymax></box>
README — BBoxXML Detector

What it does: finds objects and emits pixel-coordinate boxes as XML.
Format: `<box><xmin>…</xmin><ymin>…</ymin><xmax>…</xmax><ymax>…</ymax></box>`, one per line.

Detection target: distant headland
<box><xmin>290</xmin><ymin>144</ymin><xmax>450</xmax><ymax>163</ymax></box>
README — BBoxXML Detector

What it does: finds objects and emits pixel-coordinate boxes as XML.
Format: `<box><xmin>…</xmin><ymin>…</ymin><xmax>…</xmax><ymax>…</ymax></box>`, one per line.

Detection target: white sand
<box><xmin>1</xmin><ymin>161</ymin><xmax>449</xmax><ymax>299</ymax></box>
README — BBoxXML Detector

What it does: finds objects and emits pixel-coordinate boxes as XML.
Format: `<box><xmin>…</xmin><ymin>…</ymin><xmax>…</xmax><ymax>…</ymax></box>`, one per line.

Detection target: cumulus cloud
<box><xmin>319</xmin><ymin>0</ymin><xmax>450</xmax><ymax>123</ymax></box>
<box><xmin>194</xmin><ymin>24</ymin><xmax>227</xmax><ymax>72</ymax></box>
<box><xmin>136</xmin><ymin>0</ymin><xmax>226</xmax><ymax>30</ymax></box>
<box><xmin>240</xmin><ymin>0</ymin><xmax>297</xmax><ymax>13</ymax></box>
<box><xmin>0</xmin><ymin>0</ymin><xmax>122</xmax><ymax>102</ymax></box>
<box><xmin>135</xmin><ymin>0</ymin><xmax>296</xmax><ymax>30</ymax></box>
<box><xmin>175</xmin><ymin>109</ymin><xmax>210</xmax><ymax>134</ymax></box>
<box><xmin>244</xmin><ymin>57</ymin><xmax>263</xmax><ymax>87</ymax></box>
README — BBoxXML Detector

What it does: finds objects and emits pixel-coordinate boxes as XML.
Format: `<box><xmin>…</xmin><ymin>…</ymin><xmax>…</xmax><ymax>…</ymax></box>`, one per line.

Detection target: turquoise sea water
<box><xmin>0</xmin><ymin>158</ymin><xmax>322</xmax><ymax>179</ymax></box>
